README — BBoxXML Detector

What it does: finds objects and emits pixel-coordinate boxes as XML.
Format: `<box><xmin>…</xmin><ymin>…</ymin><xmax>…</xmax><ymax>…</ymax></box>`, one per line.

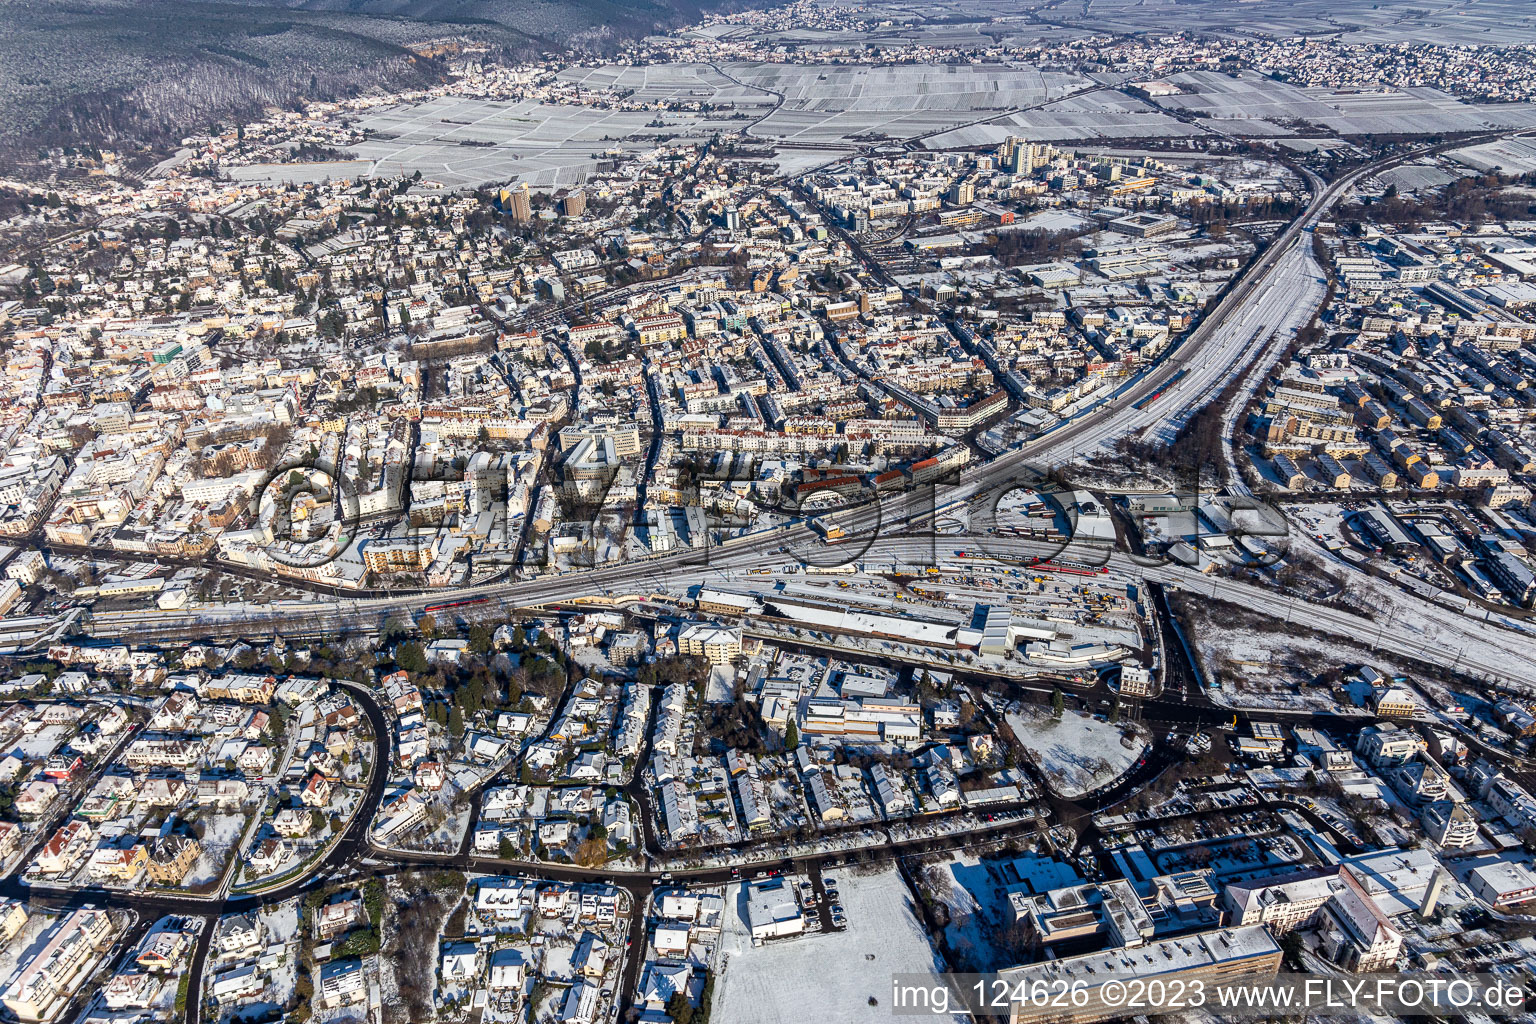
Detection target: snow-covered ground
<box><xmin>186</xmin><ymin>811</ymin><xmax>247</xmax><ymax>887</ymax></box>
<box><xmin>1005</xmin><ymin>708</ymin><xmax>1147</xmax><ymax>798</ymax></box>
<box><xmin>922</xmin><ymin>855</ymin><xmax>1020</xmax><ymax>973</ymax></box>
<box><xmin>0</xmin><ymin>909</ymin><xmax>59</xmax><ymax>983</ymax></box>
<box><xmin>259</xmin><ymin>900</ymin><xmax>301</xmax><ymax>1007</ymax></box>
<box><xmin>1176</xmin><ymin>595</ymin><xmax>1435</xmax><ymax>713</ymax></box>
<box><xmin>1016</xmin><ymin>210</ymin><xmax>1092</xmax><ymax>232</ymax></box>
<box><xmin>397</xmin><ymin>800</ymin><xmax>472</xmax><ymax>853</ymax></box>
<box><xmin>713</xmin><ymin>866</ymin><xmax>964</xmax><ymax>1024</ymax></box>
<box><xmin>9</xmin><ymin>723</ymin><xmax>69</xmax><ymax>759</ymax></box>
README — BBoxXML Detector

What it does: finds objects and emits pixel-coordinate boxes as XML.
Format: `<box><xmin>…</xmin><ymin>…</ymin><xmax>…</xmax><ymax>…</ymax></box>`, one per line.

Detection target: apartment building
<box><xmin>362</xmin><ymin>538</ymin><xmax>437</xmax><ymax>574</ymax></box>
<box><xmin>1356</xmin><ymin>723</ymin><xmax>1420</xmax><ymax>766</ymax></box>
<box><xmin>678</xmin><ymin>622</ymin><xmax>742</xmax><ymax>664</ymax></box>
<box><xmin>1225</xmin><ymin>865</ymin><xmax>1403</xmax><ymax>971</ymax></box>
<box><xmin>1</xmin><ymin>908</ymin><xmax>117</xmax><ymax>1023</ymax></box>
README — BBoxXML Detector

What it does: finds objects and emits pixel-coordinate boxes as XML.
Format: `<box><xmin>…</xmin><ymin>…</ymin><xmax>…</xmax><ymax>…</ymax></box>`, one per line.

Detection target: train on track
<box><xmin>422</xmin><ymin>596</ymin><xmax>491</xmax><ymax>614</ymax></box>
<box><xmin>1131</xmin><ymin>367</ymin><xmax>1188</xmax><ymax>411</ymax></box>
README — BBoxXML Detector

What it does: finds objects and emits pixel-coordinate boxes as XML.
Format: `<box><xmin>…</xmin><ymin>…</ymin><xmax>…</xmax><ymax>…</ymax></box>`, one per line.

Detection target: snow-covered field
<box><xmin>713</xmin><ymin>866</ymin><xmax>963</xmax><ymax>1024</ymax></box>
<box><xmin>1005</xmin><ymin>708</ymin><xmax>1147</xmax><ymax>798</ymax></box>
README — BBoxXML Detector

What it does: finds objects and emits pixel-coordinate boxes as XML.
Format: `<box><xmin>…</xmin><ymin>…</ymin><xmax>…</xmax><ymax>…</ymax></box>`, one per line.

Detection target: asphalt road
<box><xmin>9</xmin><ymin>603</ymin><xmax>1523</xmax><ymax>1021</ymax></box>
<box><xmin>25</xmin><ymin>128</ymin><xmax>1536</xmax><ymax>1018</ymax></box>
<box><xmin>0</xmin><ymin>681</ymin><xmax>396</xmax><ymax>1021</ymax></box>
<box><xmin>0</xmin><ymin>651</ymin><xmax>1199</xmax><ymax>1021</ymax></box>
<box><xmin>62</xmin><ymin>147</ymin><xmax>1411</xmax><ymax>628</ymax></box>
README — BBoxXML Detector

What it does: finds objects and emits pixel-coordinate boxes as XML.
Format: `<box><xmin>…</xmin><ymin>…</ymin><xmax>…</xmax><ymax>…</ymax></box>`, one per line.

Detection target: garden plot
<box><xmin>1335</xmin><ymin>0</ymin><xmax>1536</xmax><ymax>44</ymax></box>
<box><xmin>755</xmin><ymin>107</ymin><xmax>965</xmax><ymax>144</ymax></box>
<box><xmin>716</xmin><ymin>10</ymin><xmax>1077</xmax><ymax>53</ymax></box>
<box><xmin>556</xmin><ymin>63</ymin><xmax>764</xmax><ymax>108</ymax></box>
<box><xmin>1377</xmin><ymin>163</ymin><xmax>1462</xmax><ymax>194</ymax></box>
<box><xmin>185</xmin><ymin>811</ymin><xmax>247</xmax><ymax>888</ymax></box>
<box><xmin>713</xmin><ymin>865</ymin><xmax>962</xmax><ymax>1024</ymax></box>
<box><xmin>1038</xmin><ymin>0</ymin><xmax>1536</xmax><ymax>44</ymax></box>
<box><xmin>226</xmin><ymin>160</ymin><xmax>373</xmax><ymax>185</ymax></box>
<box><xmin>761</xmin><ymin>148</ymin><xmax>856</xmax><ymax>175</ymax></box>
<box><xmin>1153</xmin><ymin>71</ymin><xmax>1345</xmax><ymax>125</ymax></box>
<box><xmin>725</xmin><ymin>62</ymin><xmax>1093</xmax><ymax>144</ymax></box>
<box><xmin>1008</xmin><ymin>90</ymin><xmax>1206</xmax><ymax>139</ymax></box>
<box><xmin>258</xmin><ymin>901</ymin><xmax>301</xmax><ymax>1008</ymax></box>
<box><xmin>410</xmin><ymin>803</ymin><xmax>473</xmax><ymax>854</ymax></box>
<box><xmin>923</xmin><ymin>88</ymin><xmax>1207</xmax><ymax>148</ymax></box>
<box><xmin>1452</xmin><ymin>135</ymin><xmax>1536</xmax><ymax>175</ymax></box>
<box><xmin>1047</xmin><ymin>0</ymin><xmax>1338</xmax><ymax>36</ymax></box>
<box><xmin>1004</xmin><ymin>708</ymin><xmax>1148</xmax><ymax>799</ymax></box>
<box><xmin>1300</xmin><ymin>87</ymin><xmax>1536</xmax><ymax>135</ymax></box>
<box><xmin>1195</xmin><ymin>116</ymin><xmax>1295</xmax><ymax>137</ymax></box>
<box><xmin>1153</xmin><ymin>71</ymin><xmax>1536</xmax><ymax>136</ymax></box>
<box><xmin>741</xmin><ymin>62</ymin><xmax>1060</xmax><ymax>107</ymax></box>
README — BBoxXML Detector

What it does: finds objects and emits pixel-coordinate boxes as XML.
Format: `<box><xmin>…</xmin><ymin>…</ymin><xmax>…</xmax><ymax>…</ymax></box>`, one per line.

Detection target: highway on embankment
<box><xmin>74</xmin><ymin>131</ymin><xmax>1536</xmax><ymax>690</ymax></box>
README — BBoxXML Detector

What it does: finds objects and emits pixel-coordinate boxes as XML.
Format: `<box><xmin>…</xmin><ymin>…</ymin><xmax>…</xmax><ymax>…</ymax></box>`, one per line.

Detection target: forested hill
<box><xmin>0</xmin><ymin>0</ymin><xmax>716</xmax><ymax>164</ymax></box>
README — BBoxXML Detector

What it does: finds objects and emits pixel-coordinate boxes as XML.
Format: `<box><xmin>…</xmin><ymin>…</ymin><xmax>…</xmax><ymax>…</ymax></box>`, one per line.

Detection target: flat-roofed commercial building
<box><xmin>998</xmin><ymin>925</ymin><xmax>1280</xmax><ymax>1024</ymax></box>
<box><xmin>745</xmin><ymin>877</ymin><xmax>804</xmax><ymax>941</ymax></box>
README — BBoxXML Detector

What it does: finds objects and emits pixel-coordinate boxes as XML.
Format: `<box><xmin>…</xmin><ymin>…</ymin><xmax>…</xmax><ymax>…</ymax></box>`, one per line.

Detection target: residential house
<box><xmin>215</xmin><ymin>914</ymin><xmax>264</xmax><ymax>958</ymax></box>
<box><xmin>145</xmin><ymin>836</ymin><xmax>201</xmax><ymax>885</ymax></box>
<box><xmin>300</xmin><ymin>772</ymin><xmax>334</xmax><ymax>808</ymax></box>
